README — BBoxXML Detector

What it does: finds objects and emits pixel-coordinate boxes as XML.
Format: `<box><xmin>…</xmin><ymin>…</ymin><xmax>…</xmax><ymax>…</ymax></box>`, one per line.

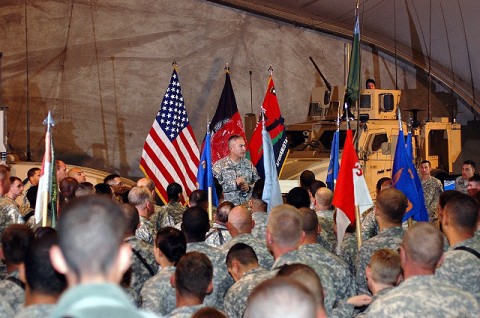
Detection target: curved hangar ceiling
<box><xmin>208</xmin><ymin>0</ymin><xmax>480</xmax><ymax>116</ymax></box>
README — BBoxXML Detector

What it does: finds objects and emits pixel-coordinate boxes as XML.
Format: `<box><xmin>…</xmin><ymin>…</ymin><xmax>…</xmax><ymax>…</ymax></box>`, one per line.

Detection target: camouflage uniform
<box><xmin>363</xmin><ymin>275</ymin><xmax>479</xmax><ymax>317</ymax></box>
<box><xmin>332</xmin><ymin>286</ymin><xmax>393</xmax><ymax>318</ymax></box>
<box><xmin>338</xmin><ymin>232</ymin><xmax>358</xmax><ymax>277</ymax></box>
<box><xmin>299</xmin><ymin>244</ymin><xmax>356</xmax><ymax>302</ymax></box>
<box><xmin>136</xmin><ymin>216</ymin><xmax>156</xmax><ymax>245</ymax></box>
<box><xmin>186</xmin><ymin>242</ymin><xmax>233</xmax><ymax>309</ymax></box>
<box><xmin>14</xmin><ymin>304</ymin><xmax>55</xmax><ymax>318</ymax></box>
<box><xmin>0</xmin><ymin>270</ymin><xmax>25</xmax><ymax>312</ymax></box>
<box><xmin>251</xmin><ymin>211</ymin><xmax>268</xmax><ymax>242</ymax></box>
<box><xmin>205</xmin><ymin>223</ymin><xmax>232</xmax><ymax>248</ymax></box>
<box><xmin>221</xmin><ymin>233</ymin><xmax>274</xmax><ymax>270</ymax></box>
<box><xmin>435</xmin><ymin>235</ymin><xmax>480</xmax><ymax>303</ymax></box>
<box><xmin>271</xmin><ymin>249</ymin><xmax>336</xmax><ymax>315</ymax></box>
<box><xmin>455</xmin><ymin>175</ymin><xmax>469</xmax><ymax>194</ymax></box>
<box><xmin>360</xmin><ymin>207</ymin><xmax>378</xmax><ymax>241</ymax></box>
<box><xmin>223</xmin><ymin>267</ymin><xmax>270</xmax><ymax>318</ymax></box>
<box><xmin>316</xmin><ymin>209</ymin><xmax>337</xmax><ymax>253</ymax></box>
<box><xmin>356</xmin><ymin>226</ymin><xmax>404</xmax><ymax>294</ymax></box>
<box><xmin>151</xmin><ymin>204</ymin><xmax>176</xmax><ymax>232</ymax></box>
<box><xmin>140</xmin><ymin>266</ymin><xmax>176</xmax><ymax>316</ymax></box>
<box><xmin>164</xmin><ymin>304</ymin><xmax>206</xmax><ymax>318</ymax></box>
<box><xmin>158</xmin><ymin>201</ymin><xmax>185</xmax><ymax>226</ymax></box>
<box><xmin>125</xmin><ymin>236</ymin><xmax>159</xmax><ymax>301</ymax></box>
<box><xmin>0</xmin><ymin>298</ymin><xmax>14</xmax><ymax>317</ymax></box>
<box><xmin>212</xmin><ymin>157</ymin><xmax>259</xmax><ymax>205</ymax></box>
<box><xmin>421</xmin><ymin>176</ymin><xmax>443</xmax><ymax>224</ymax></box>
<box><xmin>0</xmin><ymin>197</ymin><xmax>25</xmax><ymax>239</ymax></box>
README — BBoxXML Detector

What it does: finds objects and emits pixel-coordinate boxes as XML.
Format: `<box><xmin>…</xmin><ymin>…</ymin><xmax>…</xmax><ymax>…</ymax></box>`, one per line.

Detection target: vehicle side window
<box><xmin>371</xmin><ymin>133</ymin><xmax>388</xmax><ymax>152</ymax></box>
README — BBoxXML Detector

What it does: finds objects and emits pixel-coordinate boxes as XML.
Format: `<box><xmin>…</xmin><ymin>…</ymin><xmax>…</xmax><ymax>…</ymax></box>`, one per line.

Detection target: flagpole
<box><xmin>42</xmin><ymin>112</ymin><xmax>54</xmax><ymax>226</ymax></box>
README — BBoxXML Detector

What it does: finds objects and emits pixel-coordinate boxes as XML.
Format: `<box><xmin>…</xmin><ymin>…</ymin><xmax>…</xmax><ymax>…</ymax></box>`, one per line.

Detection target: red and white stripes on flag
<box><xmin>140</xmin><ymin>68</ymin><xmax>199</xmax><ymax>204</ymax></box>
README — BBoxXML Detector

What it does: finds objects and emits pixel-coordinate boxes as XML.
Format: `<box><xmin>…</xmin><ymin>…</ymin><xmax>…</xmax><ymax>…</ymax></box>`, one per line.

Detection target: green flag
<box><xmin>346</xmin><ymin>15</ymin><xmax>360</xmax><ymax>104</ymax></box>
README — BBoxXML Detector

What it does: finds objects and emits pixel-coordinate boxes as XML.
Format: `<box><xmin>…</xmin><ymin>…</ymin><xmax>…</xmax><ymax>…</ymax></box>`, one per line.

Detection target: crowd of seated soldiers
<box><xmin>0</xmin><ymin>160</ymin><xmax>478</xmax><ymax>318</ymax></box>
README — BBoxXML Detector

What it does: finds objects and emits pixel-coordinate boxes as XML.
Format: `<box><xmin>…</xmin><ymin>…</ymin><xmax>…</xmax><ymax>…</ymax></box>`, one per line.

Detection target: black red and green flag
<box><xmin>209</xmin><ymin>71</ymin><xmax>246</xmax><ymax>164</ymax></box>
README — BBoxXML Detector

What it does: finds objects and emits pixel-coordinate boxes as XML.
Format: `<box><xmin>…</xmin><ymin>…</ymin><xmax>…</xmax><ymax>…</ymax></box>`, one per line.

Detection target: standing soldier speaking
<box><xmin>213</xmin><ymin>135</ymin><xmax>259</xmax><ymax>205</ymax></box>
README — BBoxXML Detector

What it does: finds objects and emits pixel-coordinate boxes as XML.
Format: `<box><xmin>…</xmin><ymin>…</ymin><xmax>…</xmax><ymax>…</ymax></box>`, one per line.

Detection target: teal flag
<box><xmin>346</xmin><ymin>16</ymin><xmax>360</xmax><ymax>104</ymax></box>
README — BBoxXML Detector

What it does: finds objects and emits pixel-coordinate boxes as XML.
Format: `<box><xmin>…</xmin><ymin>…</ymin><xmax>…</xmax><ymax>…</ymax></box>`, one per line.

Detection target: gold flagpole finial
<box><xmin>172</xmin><ymin>60</ymin><xmax>178</xmax><ymax>69</ymax></box>
<box><xmin>224</xmin><ymin>63</ymin><xmax>230</xmax><ymax>73</ymax></box>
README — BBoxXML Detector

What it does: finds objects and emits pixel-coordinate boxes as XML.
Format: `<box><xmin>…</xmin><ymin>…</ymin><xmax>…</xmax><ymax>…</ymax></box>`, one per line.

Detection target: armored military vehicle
<box><xmin>279</xmin><ymin>86</ymin><xmax>461</xmax><ymax>198</ymax></box>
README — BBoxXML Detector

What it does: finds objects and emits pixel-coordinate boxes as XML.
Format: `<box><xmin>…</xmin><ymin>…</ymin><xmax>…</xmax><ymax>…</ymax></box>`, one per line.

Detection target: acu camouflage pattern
<box><xmin>332</xmin><ymin>286</ymin><xmax>394</xmax><ymax>318</ymax></box>
<box><xmin>14</xmin><ymin>304</ymin><xmax>55</xmax><ymax>318</ymax></box>
<box><xmin>299</xmin><ymin>244</ymin><xmax>356</xmax><ymax>302</ymax></box>
<box><xmin>212</xmin><ymin>157</ymin><xmax>259</xmax><ymax>205</ymax></box>
<box><xmin>125</xmin><ymin>236</ymin><xmax>159</xmax><ymax>300</ymax></box>
<box><xmin>0</xmin><ymin>298</ymin><xmax>14</xmax><ymax>317</ymax></box>
<box><xmin>363</xmin><ymin>275</ymin><xmax>479</xmax><ymax>317</ymax></box>
<box><xmin>0</xmin><ymin>270</ymin><xmax>25</xmax><ymax>312</ymax></box>
<box><xmin>140</xmin><ymin>266</ymin><xmax>176</xmax><ymax>316</ymax></box>
<box><xmin>338</xmin><ymin>232</ymin><xmax>358</xmax><ymax>276</ymax></box>
<box><xmin>360</xmin><ymin>207</ymin><xmax>378</xmax><ymax>241</ymax></box>
<box><xmin>421</xmin><ymin>176</ymin><xmax>443</xmax><ymax>224</ymax></box>
<box><xmin>0</xmin><ymin>197</ymin><xmax>25</xmax><ymax>240</ymax></box>
<box><xmin>270</xmin><ymin>249</ymin><xmax>336</xmax><ymax>315</ymax></box>
<box><xmin>157</xmin><ymin>201</ymin><xmax>187</xmax><ymax>226</ymax></box>
<box><xmin>221</xmin><ymin>233</ymin><xmax>274</xmax><ymax>270</ymax></box>
<box><xmin>435</xmin><ymin>235</ymin><xmax>480</xmax><ymax>303</ymax></box>
<box><xmin>251</xmin><ymin>211</ymin><xmax>267</xmax><ymax>242</ymax></box>
<box><xmin>356</xmin><ymin>226</ymin><xmax>405</xmax><ymax>294</ymax></box>
<box><xmin>223</xmin><ymin>267</ymin><xmax>270</xmax><ymax>318</ymax></box>
<box><xmin>455</xmin><ymin>175</ymin><xmax>469</xmax><ymax>194</ymax></box>
<box><xmin>136</xmin><ymin>216</ymin><xmax>156</xmax><ymax>245</ymax></box>
<box><xmin>205</xmin><ymin>223</ymin><xmax>232</xmax><ymax>248</ymax></box>
<box><xmin>164</xmin><ymin>304</ymin><xmax>207</xmax><ymax>318</ymax></box>
<box><xmin>151</xmin><ymin>204</ymin><xmax>175</xmax><ymax>233</ymax></box>
<box><xmin>186</xmin><ymin>242</ymin><xmax>233</xmax><ymax>309</ymax></box>
<box><xmin>316</xmin><ymin>209</ymin><xmax>337</xmax><ymax>253</ymax></box>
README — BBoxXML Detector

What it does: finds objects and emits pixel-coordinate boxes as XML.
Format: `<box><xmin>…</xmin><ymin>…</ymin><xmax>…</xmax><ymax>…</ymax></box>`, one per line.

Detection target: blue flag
<box><xmin>262</xmin><ymin>124</ymin><xmax>283</xmax><ymax>213</ymax></box>
<box><xmin>326</xmin><ymin>130</ymin><xmax>340</xmax><ymax>191</ymax></box>
<box><xmin>197</xmin><ymin>131</ymin><xmax>218</xmax><ymax>206</ymax></box>
<box><xmin>405</xmin><ymin>131</ymin><xmax>413</xmax><ymax>162</ymax></box>
<box><xmin>392</xmin><ymin>130</ymin><xmax>428</xmax><ymax>222</ymax></box>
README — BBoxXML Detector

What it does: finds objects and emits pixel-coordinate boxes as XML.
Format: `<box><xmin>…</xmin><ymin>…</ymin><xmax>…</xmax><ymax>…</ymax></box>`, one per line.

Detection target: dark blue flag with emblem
<box><xmin>392</xmin><ymin>128</ymin><xmax>428</xmax><ymax>222</ymax></box>
<box><xmin>197</xmin><ymin>129</ymin><xmax>218</xmax><ymax>206</ymax></box>
<box><xmin>326</xmin><ymin>129</ymin><xmax>340</xmax><ymax>191</ymax></box>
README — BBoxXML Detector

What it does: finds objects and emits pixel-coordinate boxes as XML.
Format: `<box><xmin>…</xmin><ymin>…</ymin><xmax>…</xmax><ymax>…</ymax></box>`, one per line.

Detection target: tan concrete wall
<box><xmin>1</xmin><ymin>0</ymin><xmax>476</xmax><ymax>178</ymax></box>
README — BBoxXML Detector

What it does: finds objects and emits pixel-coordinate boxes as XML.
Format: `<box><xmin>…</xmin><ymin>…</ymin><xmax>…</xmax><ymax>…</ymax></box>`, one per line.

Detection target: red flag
<box><xmin>332</xmin><ymin>129</ymin><xmax>372</xmax><ymax>251</ymax></box>
<box><xmin>247</xmin><ymin>76</ymin><xmax>288</xmax><ymax>178</ymax></box>
<box><xmin>140</xmin><ymin>68</ymin><xmax>200</xmax><ymax>204</ymax></box>
<box><xmin>209</xmin><ymin>71</ymin><xmax>245</xmax><ymax>163</ymax></box>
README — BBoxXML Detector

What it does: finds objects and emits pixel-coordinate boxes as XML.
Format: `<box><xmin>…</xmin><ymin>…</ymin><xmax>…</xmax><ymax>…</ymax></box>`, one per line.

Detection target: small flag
<box><xmin>140</xmin><ymin>67</ymin><xmax>200</xmax><ymax>204</ymax></box>
<box><xmin>35</xmin><ymin>111</ymin><xmax>58</xmax><ymax>227</ymax></box>
<box><xmin>392</xmin><ymin>129</ymin><xmax>429</xmax><ymax>222</ymax></box>
<box><xmin>326</xmin><ymin>129</ymin><xmax>340</xmax><ymax>191</ymax></box>
<box><xmin>247</xmin><ymin>75</ymin><xmax>289</xmax><ymax>179</ymax></box>
<box><xmin>209</xmin><ymin>71</ymin><xmax>246</xmax><ymax>164</ymax></box>
<box><xmin>197</xmin><ymin>130</ymin><xmax>218</xmax><ymax>206</ymax></box>
<box><xmin>261</xmin><ymin>119</ymin><xmax>283</xmax><ymax>213</ymax></box>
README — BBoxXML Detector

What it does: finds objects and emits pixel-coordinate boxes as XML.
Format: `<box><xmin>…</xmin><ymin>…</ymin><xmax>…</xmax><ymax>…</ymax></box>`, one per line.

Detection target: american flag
<box><xmin>140</xmin><ymin>68</ymin><xmax>199</xmax><ymax>203</ymax></box>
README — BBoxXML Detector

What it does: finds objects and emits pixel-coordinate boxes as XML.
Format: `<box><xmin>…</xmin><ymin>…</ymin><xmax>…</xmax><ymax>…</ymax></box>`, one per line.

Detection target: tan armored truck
<box><xmin>279</xmin><ymin>87</ymin><xmax>462</xmax><ymax>198</ymax></box>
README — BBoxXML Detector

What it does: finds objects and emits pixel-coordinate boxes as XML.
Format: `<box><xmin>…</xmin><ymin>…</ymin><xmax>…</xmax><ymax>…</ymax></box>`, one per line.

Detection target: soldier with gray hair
<box><xmin>364</xmin><ymin>223</ymin><xmax>479</xmax><ymax>317</ymax></box>
<box><xmin>138</xmin><ymin>178</ymin><xmax>175</xmax><ymax>231</ymax></box>
<box><xmin>128</xmin><ymin>186</ymin><xmax>156</xmax><ymax>244</ymax></box>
